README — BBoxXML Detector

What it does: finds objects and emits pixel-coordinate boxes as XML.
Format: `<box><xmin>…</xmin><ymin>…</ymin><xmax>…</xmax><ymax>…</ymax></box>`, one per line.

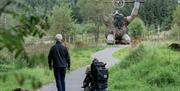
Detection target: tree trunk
<box><xmin>94</xmin><ymin>27</ymin><xmax>100</xmax><ymax>46</ymax></box>
<box><xmin>65</xmin><ymin>34</ymin><xmax>70</xmax><ymax>43</ymax></box>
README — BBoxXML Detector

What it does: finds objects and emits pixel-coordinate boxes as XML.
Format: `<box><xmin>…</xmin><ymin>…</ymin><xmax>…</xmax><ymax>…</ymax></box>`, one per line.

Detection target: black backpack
<box><xmin>91</xmin><ymin>61</ymin><xmax>108</xmax><ymax>89</ymax></box>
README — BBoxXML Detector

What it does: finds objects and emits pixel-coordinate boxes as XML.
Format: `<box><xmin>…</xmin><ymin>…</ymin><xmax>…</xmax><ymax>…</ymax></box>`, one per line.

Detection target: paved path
<box><xmin>38</xmin><ymin>45</ymin><xmax>127</xmax><ymax>91</ymax></box>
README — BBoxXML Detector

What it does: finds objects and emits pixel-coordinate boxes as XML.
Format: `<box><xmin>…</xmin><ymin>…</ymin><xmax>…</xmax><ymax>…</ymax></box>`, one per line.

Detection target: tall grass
<box><xmin>0</xmin><ymin>68</ymin><xmax>53</xmax><ymax>91</ymax></box>
<box><xmin>0</xmin><ymin>42</ymin><xmax>103</xmax><ymax>91</ymax></box>
<box><xmin>70</xmin><ymin>48</ymin><xmax>103</xmax><ymax>70</ymax></box>
<box><xmin>109</xmin><ymin>43</ymin><xmax>180</xmax><ymax>91</ymax></box>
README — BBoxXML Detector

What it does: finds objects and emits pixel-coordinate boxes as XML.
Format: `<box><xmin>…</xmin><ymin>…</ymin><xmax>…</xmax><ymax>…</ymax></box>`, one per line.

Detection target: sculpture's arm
<box><xmin>126</xmin><ymin>0</ymin><xmax>140</xmax><ymax>22</ymax></box>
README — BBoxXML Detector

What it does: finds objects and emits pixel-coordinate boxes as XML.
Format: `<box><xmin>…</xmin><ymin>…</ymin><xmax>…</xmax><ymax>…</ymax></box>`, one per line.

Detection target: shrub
<box><xmin>128</xmin><ymin>18</ymin><xmax>147</xmax><ymax>39</ymax></box>
<box><xmin>0</xmin><ymin>73</ymin><xmax>8</xmax><ymax>82</ymax></box>
<box><xmin>14</xmin><ymin>58</ymin><xmax>29</xmax><ymax>69</ymax></box>
<box><xmin>74</xmin><ymin>40</ymin><xmax>86</xmax><ymax>48</ymax></box>
<box><xmin>170</xmin><ymin>6</ymin><xmax>180</xmax><ymax>40</ymax></box>
<box><xmin>172</xmin><ymin>6</ymin><xmax>180</xmax><ymax>26</ymax></box>
<box><xmin>171</xmin><ymin>24</ymin><xmax>180</xmax><ymax>40</ymax></box>
<box><xmin>27</xmin><ymin>53</ymin><xmax>47</xmax><ymax>68</ymax></box>
<box><xmin>49</xmin><ymin>4</ymin><xmax>75</xmax><ymax>36</ymax></box>
<box><xmin>120</xmin><ymin>44</ymin><xmax>147</xmax><ymax>68</ymax></box>
<box><xmin>0</xmin><ymin>65</ymin><xmax>12</xmax><ymax>72</ymax></box>
<box><xmin>14</xmin><ymin>73</ymin><xmax>27</xmax><ymax>86</ymax></box>
<box><xmin>12</xmin><ymin>71</ymin><xmax>30</xmax><ymax>86</ymax></box>
<box><xmin>30</xmin><ymin>77</ymin><xmax>42</xmax><ymax>89</ymax></box>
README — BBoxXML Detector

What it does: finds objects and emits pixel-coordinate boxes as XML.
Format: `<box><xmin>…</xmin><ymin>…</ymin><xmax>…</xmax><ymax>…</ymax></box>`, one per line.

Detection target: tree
<box><xmin>128</xmin><ymin>17</ymin><xmax>146</xmax><ymax>39</ymax></box>
<box><xmin>139</xmin><ymin>0</ymin><xmax>177</xmax><ymax>30</ymax></box>
<box><xmin>172</xmin><ymin>6</ymin><xmax>180</xmax><ymax>26</ymax></box>
<box><xmin>119</xmin><ymin>0</ymin><xmax>177</xmax><ymax>30</ymax></box>
<box><xmin>0</xmin><ymin>0</ymin><xmax>49</xmax><ymax>58</ymax></box>
<box><xmin>171</xmin><ymin>6</ymin><xmax>180</xmax><ymax>41</ymax></box>
<box><xmin>49</xmin><ymin>5</ymin><xmax>75</xmax><ymax>42</ymax></box>
<box><xmin>77</xmin><ymin>0</ymin><xmax>113</xmax><ymax>43</ymax></box>
<box><xmin>71</xmin><ymin>6</ymin><xmax>83</xmax><ymax>23</ymax></box>
<box><xmin>24</xmin><ymin>0</ymin><xmax>61</xmax><ymax>15</ymax></box>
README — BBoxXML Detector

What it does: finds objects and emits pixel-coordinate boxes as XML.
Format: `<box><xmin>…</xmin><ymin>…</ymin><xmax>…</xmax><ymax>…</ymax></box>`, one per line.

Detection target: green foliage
<box><xmin>170</xmin><ymin>6</ymin><xmax>180</xmax><ymax>40</ymax></box>
<box><xmin>121</xmin><ymin>0</ymin><xmax>177</xmax><ymax>30</ymax></box>
<box><xmin>30</xmin><ymin>77</ymin><xmax>42</xmax><ymax>89</ymax></box>
<box><xmin>113</xmin><ymin>47</ymin><xmax>129</xmax><ymax>60</ymax></box>
<box><xmin>74</xmin><ymin>40</ymin><xmax>85</xmax><ymax>48</ymax></box>
<box><xmin>70</xmin><ymin>47</ymin><xmax>103</xmax><ymax>70</ymax></box>
<box><xmin>172</xmin><ymin>6</ymin><xmax>180</xmax><ymax>26</ymax></box>
<box><xmin>146</xmin><ymin>68</ymin><xmax>176</xmax><ymax>87</ymax></box>
<box><xmin>0</xmin><ymin>68</ymin><xmax>53</xmax><ymax>91</ymax></box>
<box><xmin>76</xmin><ymin>0</ymin><xmax>112</xmax><ymax>43</ymax></box>
<box><xmin>49</xmin><ymin>5</ymin><xmax>75</xmax><ymax>36</ymax></box>
<box><xmin>73</xmin><ymin>24</ymin><xmax>84</xmax><ymax>34</ymax></box>
<box><xmin>14</xmin><ymin>72</ymin><xmax>27</xmax><ymax>86</ymax></box>
<box><xmin>0</xmin><ymin>14</ymin><xmax>17</xmax><ymax>29</ymax></box>
<box><xmin>119</xmin><ymin>45</ymin><xmax>147</xmax><ymax>69</ymax></box>
<box><xmin>24</xmin><ymin>0</ymin><xmax>61</xmax><ymax>15</ymax></box>
<box><xmin>0</xmin><ymin>44</ymin><xmax>103</xmax><ymax>90</ymax></box>
<box><xmin>128</xmin><ymin>18</ymin><xmax>146</xmax><ymax>38</ymax></box>
<box><xmin>71</xmin><ymin>6</ymin><xmax>83</xmax><ymax>23</ymax></box>
<box><xmin>170</xmin><ymin>24</ymin><xmax>180</xmax><ymax>40</ymax></box>
<box><xmin>14</xmin><ymin>58</ymin><xmax>29</xmax><ymax>69</ymax></box>
<box><xmin>75</xmin><ymin>21</ymin><xmax>106</xmax><ymax>34</ymax></box>
<box><xmin>71</xmin><ymin>21</ymin><xmax>107</xmax><ymax>44</ymax></box>
<box><xmin>110</xmin><ymin>43</ymin><xmax>180</xmax><ymax>91</ymax></box>
<box><xmin>140</xmin><ymin>0</ymin><xmax>177</xmax><ymax>30</ymax></box>
<box><xmin>83</xmin><ymin>22</ymin><xmax>96</xmax><ymax>33</ymax></box>
<box><xmin>27</xmin><ymin>53</ymin><xmax>47</xmax><ymax>68</ymax></box>
<box><xmin>0</xmin><ymin>0</ymin><xmax>50</xmax><ymax>58</ymax></box>
<box><xmin>77</xmin><ymin>0</ymin><xmax>113</xmax><ymax>22</ymax></box>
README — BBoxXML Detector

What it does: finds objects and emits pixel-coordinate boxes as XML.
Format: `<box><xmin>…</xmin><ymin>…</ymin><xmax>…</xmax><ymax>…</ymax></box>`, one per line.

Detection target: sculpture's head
<box><xmin>113</xmin><ymin>10</ymin><xmax>125</xmax><ymax>28</ymax></box>
<box><xmin>113</xmin><ymin>10</ymin><xmax>124</xmax><ymax>17</ymax></box>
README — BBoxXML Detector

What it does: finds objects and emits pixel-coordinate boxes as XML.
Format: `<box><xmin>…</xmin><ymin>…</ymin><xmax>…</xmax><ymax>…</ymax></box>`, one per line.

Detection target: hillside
<box><xmin>109</xmin><ymin>42</ymin><xmax>180</xmax><ymax>91</ymax></box>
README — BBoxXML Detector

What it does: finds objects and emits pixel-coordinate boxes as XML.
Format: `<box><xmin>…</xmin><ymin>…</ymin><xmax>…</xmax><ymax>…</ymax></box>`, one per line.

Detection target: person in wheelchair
<box><xmin>82</xmin><ymin>59</ymin><xmax>108</xmax><ymax>91</ymax></box>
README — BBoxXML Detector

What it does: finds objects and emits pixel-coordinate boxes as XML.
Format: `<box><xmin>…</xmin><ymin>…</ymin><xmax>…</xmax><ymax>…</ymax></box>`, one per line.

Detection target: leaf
<box><xmin>0</xmin><ymin>45</ymin><xmax>4</xmax><ymax>50</ymax></box>
<box><xmin>15</xmin><ymin>49</ymin><xmax>23</xmax><ymax>58</ymax></box>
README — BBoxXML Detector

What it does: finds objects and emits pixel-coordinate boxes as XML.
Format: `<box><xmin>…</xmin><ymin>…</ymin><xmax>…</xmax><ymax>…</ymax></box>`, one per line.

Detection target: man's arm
<box><xmin>65</xmin><ymin>48</ymin><xmax>71</xmax><ymax>70</ymax></box>
<box><xmin>127</xmin><ymin>0</ymin><xmax>140</xmax><ymax>22</ymax></box>
<box><xmin>48</xmin><ymin>47</ymin><xmax>53</xmax><ymax>70</ymax></box>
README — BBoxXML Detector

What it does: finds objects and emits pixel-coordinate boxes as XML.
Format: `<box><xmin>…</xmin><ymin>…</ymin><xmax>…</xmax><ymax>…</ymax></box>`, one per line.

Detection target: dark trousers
<box><xmin>93</xmin><ymin>88</ymin><xmax>108</xmax><ymax>91</ymax></box>
<box><xmin>53</xmin><ymin>67</ymin><xmax>66</xmax><ymax>91</ymax></box>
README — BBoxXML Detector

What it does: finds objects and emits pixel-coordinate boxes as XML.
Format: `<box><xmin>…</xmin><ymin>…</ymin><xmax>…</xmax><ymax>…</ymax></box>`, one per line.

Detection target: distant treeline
<box><xmin>2</xmin><ymin>0</ymin><xmax>176</xmax><ymax>29</ymax></box>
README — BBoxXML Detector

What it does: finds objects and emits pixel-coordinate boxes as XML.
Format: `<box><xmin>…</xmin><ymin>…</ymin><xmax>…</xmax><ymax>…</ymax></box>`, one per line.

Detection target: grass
<box><xmin>0</xmin><ymin>44</ymin><xmax>103</xmax><ymax>91</ymax></box>
<box><xmin>70</xmin><ymin>47</ymin><xmax>103</xmax><ymax>70</ymax></box>
<box><xmin>113</xmin><ymin>47</ymin><xmax>130</xmax><ymax>61</ymax></box>
<box><xmin>109</xmin><ymin>42</ymin><xmax>180</xmax><ymax>91</ymax></box>
<box><xmin>0</xmin><ymin>68</ymin><xmax>53</xmax><ymax>91</ymax></box>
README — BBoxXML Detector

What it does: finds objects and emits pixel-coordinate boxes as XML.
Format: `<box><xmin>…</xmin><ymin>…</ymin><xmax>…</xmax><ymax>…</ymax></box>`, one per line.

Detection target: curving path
<box><xmin>38</xmin><ymin>45</ymin><xmax>127</xmax><ymax>91</ymax></box>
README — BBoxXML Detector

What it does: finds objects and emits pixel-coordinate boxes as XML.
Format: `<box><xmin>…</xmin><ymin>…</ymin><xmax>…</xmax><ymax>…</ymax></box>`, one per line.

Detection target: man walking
<box><xmin>48</xmin><ymin>34</ymin><xmax>71</xmax><ymax>91</ymax></box>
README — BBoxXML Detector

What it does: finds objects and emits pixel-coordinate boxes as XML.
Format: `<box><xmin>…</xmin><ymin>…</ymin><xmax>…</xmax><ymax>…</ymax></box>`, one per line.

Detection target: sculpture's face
<box><xmin>114</xmin><ymin>14</ymin><xmax>125</xmax><ymax>26</ymax></box>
